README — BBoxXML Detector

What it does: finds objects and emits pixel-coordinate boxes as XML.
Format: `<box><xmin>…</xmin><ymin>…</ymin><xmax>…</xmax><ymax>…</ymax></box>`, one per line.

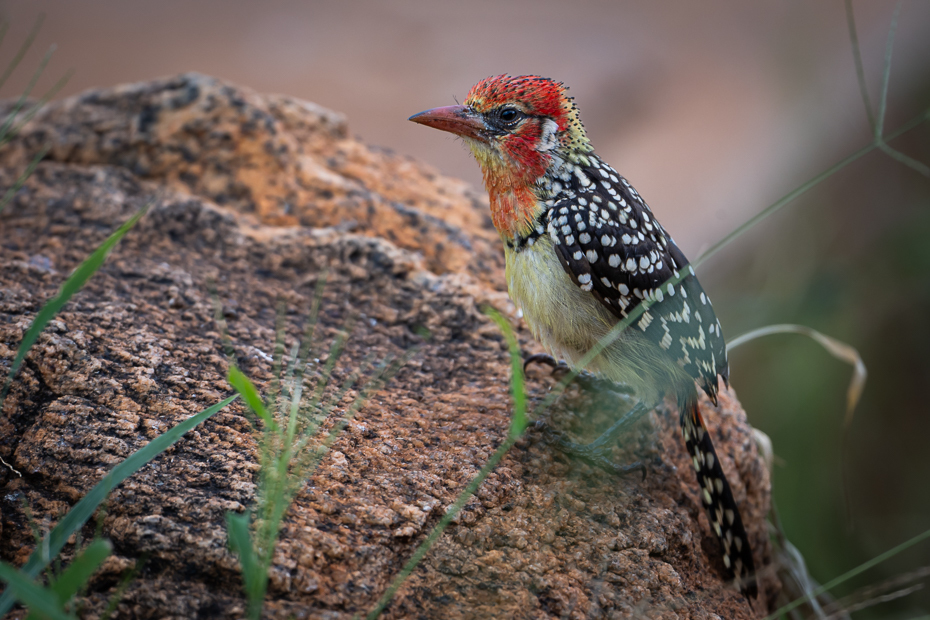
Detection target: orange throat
<box><xmin>483</xmin><ymin>167</ymin><xmax>543</xmax><ymax>241</ymax></box>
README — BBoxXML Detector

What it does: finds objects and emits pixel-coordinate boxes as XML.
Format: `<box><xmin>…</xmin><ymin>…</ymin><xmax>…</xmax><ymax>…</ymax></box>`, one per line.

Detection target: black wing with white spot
<box><xmin>543</xmin><ymin>155</ymin><xmax>728</xmax><ymax>399</ymax></box>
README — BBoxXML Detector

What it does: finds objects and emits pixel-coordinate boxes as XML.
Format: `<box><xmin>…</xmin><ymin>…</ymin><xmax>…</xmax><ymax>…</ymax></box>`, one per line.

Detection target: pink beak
<box><xmin>408</xmin><ymin>105</ymin><xmax>487</xmax><ymax>141</ymax></box>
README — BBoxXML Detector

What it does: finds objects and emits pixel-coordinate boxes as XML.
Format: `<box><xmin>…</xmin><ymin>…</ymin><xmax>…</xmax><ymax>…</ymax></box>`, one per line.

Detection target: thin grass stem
<box><xmin>876</xmin><ymin>141</ymin><xmax>930</xmax><ymax>177</ymax></box>
<box><xmin>845</xmin><ymin>0</ymin><xmax>876</xmax><ymax>131</ymax></box>
<box><xmin>1</xmin><ymin>68</ymin><xmax>73</xmax><ymax>148</ymax></box>
<box><xmin>265</xmin><ymin>303</ymin><xmax>289</xmax><ymax>420</ymax></box>
<box><xmin>763</xmin><ymin>528</ymin><xmax>930</xmax><ymax>620</ymax></box>
<box><xmin>0</xmin><ymin>22</ymin><xmax>10</xmax><ymax>52</ymax></box>
<box><xmin>0</xmin><ymin>14</ymin><xmax>43</xmax><ymax>92</ymax></box>
<box><xmin>695</xmin><ymin>108</ymin><xmax>929</xmax><ymax>268</ymax></box>
<box><xmin>366</xmin><ymin>321</ymin><xmax>525</xmax><ymax>619</ymax></box>
<box><xmin>0</xmin><ymin>145</ymin><xmax>48</xmax><ymax>215</ymax></box>
<box><xmin>875</xmin><ymin>2</ymin><xmax>901</xmax><ymax>141</ymax></box>
<box><xmin>365</xmin><ymin>428</ymin><xmax>519</xmax><ymax>620</ymax></box>
<box><xmin>0</xmin><ymin>44</ymin><xmax>55</xmax><ymax>144</ymax></box>
<box><xmin>301</xmin><ymin>316</ymin><xmax>356</xmax><ymax>423</ymax></box>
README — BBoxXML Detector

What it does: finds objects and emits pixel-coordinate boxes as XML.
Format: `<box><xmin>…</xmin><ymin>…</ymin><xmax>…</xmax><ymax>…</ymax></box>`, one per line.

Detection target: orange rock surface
<box><xmin>0</xmin><ymin>75</ymin><xmax>775</xmax><ymax>619</ymax></box>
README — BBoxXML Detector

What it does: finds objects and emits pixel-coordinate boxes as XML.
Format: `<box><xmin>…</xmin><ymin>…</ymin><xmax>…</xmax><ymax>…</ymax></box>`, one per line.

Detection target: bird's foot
<box><xmin>523</xmin><ymin>353</ymin><xmax>571</xmax><ymax>378</ymax></box>
<box><xmin>523</xmin><ymin>353</ymin><xmax>634</xmax><ymax>396</ymax></box>
<box><xmin>534</xmin><ymin>400</ymin><xmax>650</xmax><ymax>479</ymax></box>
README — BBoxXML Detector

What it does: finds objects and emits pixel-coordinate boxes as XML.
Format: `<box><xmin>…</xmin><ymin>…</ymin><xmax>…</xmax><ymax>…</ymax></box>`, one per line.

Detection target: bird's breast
<box><xmin>505</xmin><ymin>236</ymin><xmax>682</xmax><ymax>404</ymax></box>
<box><xmin>505</xmin><ymin>236</ymin><xmax>616</xmax><ymax>364</ymax></box>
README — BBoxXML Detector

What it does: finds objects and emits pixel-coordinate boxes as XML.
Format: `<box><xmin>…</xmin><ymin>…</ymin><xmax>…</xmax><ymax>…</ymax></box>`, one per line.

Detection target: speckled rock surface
<box><xmin>0</xmin><ymin>75</ymin><xmax>776</xmax><ymax>619</ymax></box>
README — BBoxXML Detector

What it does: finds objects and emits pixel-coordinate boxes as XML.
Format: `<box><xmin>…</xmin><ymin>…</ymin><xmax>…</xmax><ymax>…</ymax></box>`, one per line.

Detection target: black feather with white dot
<box><xmin>534</xmin><ymin>155</ymin><xmax>729</xmax><ymax>402</ymax></box>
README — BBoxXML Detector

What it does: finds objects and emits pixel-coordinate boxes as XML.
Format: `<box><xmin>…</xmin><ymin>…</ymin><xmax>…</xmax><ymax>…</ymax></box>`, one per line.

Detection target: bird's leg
<box><xmin>523</xmin><ymin>353</ymin><xmax>635</xmax><ymax>396</ymax></box>
<box><xmin>539</xmin><ymin>400</ymin><xmax>651</xmax><ymax>479</ymax></box>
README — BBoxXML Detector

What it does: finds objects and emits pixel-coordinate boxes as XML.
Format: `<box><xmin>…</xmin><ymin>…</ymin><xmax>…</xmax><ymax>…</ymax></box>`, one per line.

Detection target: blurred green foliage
<box><xmin>716</xmin><ymin>119</ymin><xmax>930</xmax><ymax>616</ymax></box>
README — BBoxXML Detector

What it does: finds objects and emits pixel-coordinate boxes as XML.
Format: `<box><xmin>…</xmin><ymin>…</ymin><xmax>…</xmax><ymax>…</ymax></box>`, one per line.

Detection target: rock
<box><xmin>0</xmin><ymin>73</ymin><xmax>504</xmax><ymax>288</ymax></box>
<box><xmin>0</xmin><ymin>75</ymin><xmax>776</xmax><ymax>619</ymax></box>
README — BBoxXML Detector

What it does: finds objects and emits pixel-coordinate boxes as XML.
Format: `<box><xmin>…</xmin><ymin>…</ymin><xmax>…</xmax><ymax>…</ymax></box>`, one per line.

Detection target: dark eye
<box><xmin>499</xmin><ymin>108</ymin><xmax>521</xmax><ymax>124</ymax></box>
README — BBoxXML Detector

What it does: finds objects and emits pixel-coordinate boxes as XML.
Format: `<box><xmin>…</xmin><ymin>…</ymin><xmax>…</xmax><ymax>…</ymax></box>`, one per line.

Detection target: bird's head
<box><xmin>410</xmin><ymin>75</ymin><xmax>592</xmax><ymax>239</ymax></box>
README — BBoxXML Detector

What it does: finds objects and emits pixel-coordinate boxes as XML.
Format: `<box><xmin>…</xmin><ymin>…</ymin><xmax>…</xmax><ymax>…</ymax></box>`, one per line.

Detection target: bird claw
<box><xmin>523</xmin><ymin>353</ymin><xmax>634</xmax><ymax>396</ymax></box>
<box><xmin>555</xmin><ymin>434</ymin><xmax>647</xmax><ymax>480</ymax></box>
<box><xmin>532</xmin><ymin>418</ymin><xmax>647</xmax><ymax>481</ymax></box>
<box><xmin>523</xmin><ymin>353</ymin><xmax>570</xmax><ymax>376</ymax></box>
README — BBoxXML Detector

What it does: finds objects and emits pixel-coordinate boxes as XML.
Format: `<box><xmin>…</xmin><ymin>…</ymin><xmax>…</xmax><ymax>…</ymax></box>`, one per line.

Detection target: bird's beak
<box><xmin>408</xmin><ymin>105</ymin><xmax>486</xmax><ymax>141</ymax></box>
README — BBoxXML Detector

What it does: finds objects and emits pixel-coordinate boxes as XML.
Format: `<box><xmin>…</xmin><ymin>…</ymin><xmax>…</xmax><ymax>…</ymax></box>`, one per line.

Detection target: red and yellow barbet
<box><xmin>410</xmin><ymin>75</ymin><xmax>757</xmax><ymax>598</ymax></box>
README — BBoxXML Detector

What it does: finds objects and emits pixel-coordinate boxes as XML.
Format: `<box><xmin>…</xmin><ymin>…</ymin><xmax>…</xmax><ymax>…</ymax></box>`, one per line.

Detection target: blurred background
<box><xmin>1</xmin><ymin>1</ymin><xmax>929</xmax><ymax>616</ymax></box>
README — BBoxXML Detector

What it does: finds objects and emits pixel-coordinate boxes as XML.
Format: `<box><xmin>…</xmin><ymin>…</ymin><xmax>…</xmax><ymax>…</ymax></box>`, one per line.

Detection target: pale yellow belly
<box><xmin>505</xmin><ymin>237</ymin><xmax>680</xmax><ymax>404</ymax></box>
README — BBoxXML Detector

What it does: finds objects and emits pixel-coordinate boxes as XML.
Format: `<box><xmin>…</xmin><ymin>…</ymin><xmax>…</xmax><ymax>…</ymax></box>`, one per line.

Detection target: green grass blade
<box><xmin>483</xmin><ymin>308</ymin><xmax>527</xmax><ymax>438</ymax></box>
<box><xmin>0</xmin><ymin>394</ymin><xmax>238</xmax><ymax>615</ymax></box>
<box><xmin>0</xmin><ymin>13</ymin><xmax>43</xmax><ymax>92</ymax></box>
<box><xmin>48</xmin><ymin>539</ymin><xmax>111</xmax><ymax>607</ymax></box>
<box><xmin>828</xmin><ymin>565</ymin><xmax>930</xmax><ymax>617</ymax></box>
<box><xmin>0</xmin><ymin>145</ymin><xmax>48</xmax><ymax>215</ymax></box>
<box><xmin>695</xmin><ymin>142</ymin><xmax>874</xmax><ymax>268</ymax></box>
<box><xmin>228</xmin><ymin>365</ymin><xmax>276</xmax><ymax>431</ymax></box>
<box><xmin>0</xmin><ymin>563</ymin><xmax>74</xmax><ymax>620</ymax></box>
<box><xmin>763</xmin><ymin>527</ymin><xmax>930</xmax><ymax>620</ymax></box>
<box><xmin>1</xmin><ymin>203</ymin><xmax>150</xmax><ymax>402</ymax></box>
<box><xmin>845</xmin><ymin>0</ymin><xmax>876</xmax><ymax>130</ymax></box>
<box><xmin>226</xmin><ymin>511</ymin><xmax>266</xmax><ymax>619</ymax></box>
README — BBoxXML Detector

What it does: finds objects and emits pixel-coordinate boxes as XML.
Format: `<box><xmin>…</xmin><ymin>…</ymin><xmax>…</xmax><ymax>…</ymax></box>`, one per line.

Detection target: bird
<box><xmin>409</xmin><ymin>74</ymin><xmax>757</xmax><ymax>599</ymax></box>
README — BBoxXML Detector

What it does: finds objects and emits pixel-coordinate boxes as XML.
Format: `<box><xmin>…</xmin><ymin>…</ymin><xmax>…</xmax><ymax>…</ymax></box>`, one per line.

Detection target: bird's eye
<box><xmin>499</xmin><ymin>108</ymin><xmax>521</xmax><ymax>124</ymax></box>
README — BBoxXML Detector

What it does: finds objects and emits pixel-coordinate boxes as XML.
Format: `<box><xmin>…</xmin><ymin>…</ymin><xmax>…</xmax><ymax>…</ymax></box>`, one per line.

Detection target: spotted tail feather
<box><xmin>681</xmin><ymin>394</ymin><xmax>758</xmax><ymax>599</ymax></box>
